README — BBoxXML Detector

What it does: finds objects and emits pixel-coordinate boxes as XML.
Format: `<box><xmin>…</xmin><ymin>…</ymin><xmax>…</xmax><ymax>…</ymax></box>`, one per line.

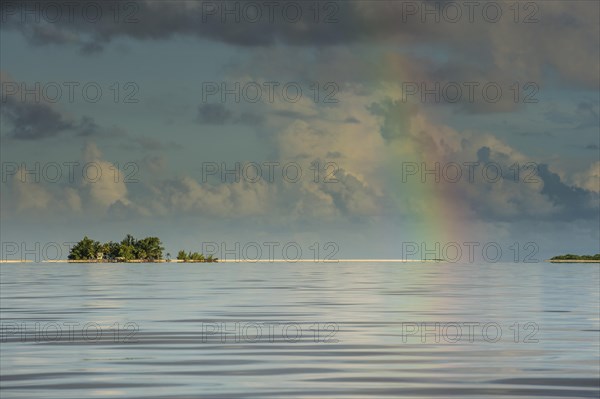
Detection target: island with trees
<box><xmin>68</xmin><ymin>234</ymin><xmax>217</xmax><ymax>263</ymax></box>
<box><xmin>548</xmin><ymin>254</ymin><xmax>600</xmax><ymax>263</ymax></box>
<box><xmin>176</xmin><ymin>250</ymin><xmax>218</xmax><ymax>262</ymax></box>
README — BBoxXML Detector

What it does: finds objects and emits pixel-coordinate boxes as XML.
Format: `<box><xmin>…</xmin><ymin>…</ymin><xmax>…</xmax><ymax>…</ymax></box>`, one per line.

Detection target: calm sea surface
<box><xmin>1</xmin><ymin>262</ymin><xmax>599</xmax><ymax>398</ymax></box>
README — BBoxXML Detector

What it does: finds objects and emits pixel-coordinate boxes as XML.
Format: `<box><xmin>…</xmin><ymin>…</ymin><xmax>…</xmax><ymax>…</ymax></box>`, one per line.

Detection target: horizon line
<box><xmin>1</xmin><ymin>259</ymin><xmax>441</xmax><ymax>263</ymax></box>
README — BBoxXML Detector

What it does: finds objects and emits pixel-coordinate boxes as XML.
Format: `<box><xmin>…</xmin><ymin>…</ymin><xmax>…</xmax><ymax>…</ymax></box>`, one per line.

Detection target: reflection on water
<box><xmin>1</xmin><ymin>262</ymin><xmax>599</xmax><ymax>398</ymax></box>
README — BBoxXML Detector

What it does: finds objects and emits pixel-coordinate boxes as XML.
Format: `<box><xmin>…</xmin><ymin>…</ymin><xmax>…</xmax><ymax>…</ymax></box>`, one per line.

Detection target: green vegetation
<box><xmin>68</xmin><ymin>234</ymin><xmax>164</xmax><ymax>262</ymax></box>
<box><xmin>550</xmin><ymin>254</ymin><xmax>600</xmax><ymax>261</ymax></box>
<box><xmin>67</xmin><ymin>235</ymin><xmax>217</xmax><ymax>263</ymax></box>
<box><xmin>68</xmin><ymin>236</ymin><xmax>101</xmax><ymax>260</ymax></box>
<box><xmin>176</xmin><ymin>250</ymin><xmax>218</xmax><ymax>262</ymax></box>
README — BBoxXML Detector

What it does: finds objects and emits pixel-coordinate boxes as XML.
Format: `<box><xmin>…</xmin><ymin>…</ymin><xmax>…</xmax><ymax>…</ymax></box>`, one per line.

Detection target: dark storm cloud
<box><xmin>1</xmin><ymin>97</ymin><xmax>73</xmax><ymax>139</ymax></box>
<box><xmin>1</xmin><ymin>0</ymin><xmax>598</xmax><ymax>79</ymax></box>
<box><xmin>1</xmin><ymin>0</ymin><xmax>363</xmax><ymax>48</ymax></box>
<box><xmin>4</xmin><ymin>0</ymin><xmax>424</xmax><ymax>47</ymax></box>
<box><xmin>0</xmin><ymin>97</ymin><xmax>116</xmax><ymax>140</ymax></box>
<box><xmin>1</xmin><ymin>87</ymin><xmax>177</xmax><ymax>151</ymax></box>
<box><xmin>537</xmin><ymin>164</ymin><xmax>599</xmax><ymax>220</ymax></box>
<box><xmin>76</xmin><ymin>116</ymin><xmax>101</xmax><ymax>137</ymax></box>
<box><xmin>2</xmin><ymin>0</ymin><xmax>598</xmax><ymax>88</ymax></box>
<box><xmin>0</xmin><ymin>73</ymin><xmax>102</xmax><ymax>140</ymax></box>
<box><xmin>468</xmin><ymin>148</ymin><xmax>598</xmax><ymax>220</ymax></box>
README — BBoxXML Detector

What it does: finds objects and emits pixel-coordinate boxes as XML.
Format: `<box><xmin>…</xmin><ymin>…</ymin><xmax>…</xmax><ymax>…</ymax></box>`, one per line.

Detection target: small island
<box><xmin>176</xmin><ymin>250</ymin><xmax>218</xmax><ymax>263</ymax></box>
<box><xmin>547</xmin><ymin>254</ymin><xmax>600</xmax><ymax>263</ymax></box>
<box><xmin>68</xmin><ymin>234</ymin><xmax>217</xmax><ymax>263</ymax></box>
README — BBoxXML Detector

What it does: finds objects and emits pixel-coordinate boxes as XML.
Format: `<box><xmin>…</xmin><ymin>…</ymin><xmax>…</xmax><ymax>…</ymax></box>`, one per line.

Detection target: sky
<box><xmin>0</xmin><ymin>0</ymin><xmax>599</xmax><ymax>261</ymax></box>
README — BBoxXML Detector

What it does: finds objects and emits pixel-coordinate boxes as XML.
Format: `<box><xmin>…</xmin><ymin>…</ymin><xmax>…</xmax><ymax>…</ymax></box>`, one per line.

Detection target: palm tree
<box><xmin>177</xmin><ymin>250</ymin><xmax>188</xmax><ymax>261</ymax></box>
<box><xmin>122</xmin><ymin>234</ymin><xmax>136</xmax><ymax>247</ymax></box>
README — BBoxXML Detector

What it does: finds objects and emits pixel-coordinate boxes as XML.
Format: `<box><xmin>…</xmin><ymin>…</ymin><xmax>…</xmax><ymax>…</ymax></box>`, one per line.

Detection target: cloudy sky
<box><xmin>1</xmin><ymin>0</ymin><xmax>598</xmax><ymax>260</ymax></box>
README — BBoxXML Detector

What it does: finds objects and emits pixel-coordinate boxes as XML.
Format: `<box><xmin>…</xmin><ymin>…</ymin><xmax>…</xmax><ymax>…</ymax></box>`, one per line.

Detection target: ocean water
<box><xmin>1</xmin><ymin>262</ymin><xmax>599</xmax><ymax>398</ymax></box>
